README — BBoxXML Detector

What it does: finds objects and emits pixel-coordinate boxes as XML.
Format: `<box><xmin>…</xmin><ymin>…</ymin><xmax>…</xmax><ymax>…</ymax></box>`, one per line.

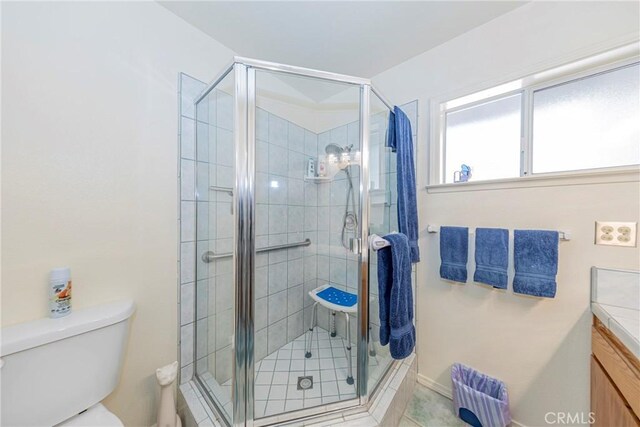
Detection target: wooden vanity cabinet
<box><xmin>591</xmin><ymin>317</ymin><xmax>640</xmax><ymax>426</ymax></box>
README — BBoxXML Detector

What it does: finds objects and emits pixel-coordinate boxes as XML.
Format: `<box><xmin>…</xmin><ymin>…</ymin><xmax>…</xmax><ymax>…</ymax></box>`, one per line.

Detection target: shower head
<box><xmin>325</xmin><ymin>143</ymin><xmax>345</xmax><ymax>156</ymax></box>
<box><xmin>325</xmin><ymin>143</ymin><xmax>354</xmax><ymax>173</ymax></box>
<box><xmin>325</xmin><ymin>143</ymin><xmax>353</xmax><ymax>156</ymax></box>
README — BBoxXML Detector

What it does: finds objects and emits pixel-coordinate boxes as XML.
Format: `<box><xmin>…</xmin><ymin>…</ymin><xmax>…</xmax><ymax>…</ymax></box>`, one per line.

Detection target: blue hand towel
<box><xmin>440</xmin><ymin>226</ymin><xmax>469</xmax><ymax>283</ymax></box>
<box><xmin>387</xmin><ymin>107</ymin><xmax>420</xmax><ymax>263</ymax></box>
<box><xmin>377</xmin><ymin>233</ymin><xmax>415</xmax><ymax>360</ymax></box>
<box><xmin>513</xmin><ymin>230</ymin><xmax>559</xmax><ymax>298</ymax></box>
<box><xmin>474</xmin><ymin>228</ymin><xmax>509</xmax><ymax>289</ymax></box>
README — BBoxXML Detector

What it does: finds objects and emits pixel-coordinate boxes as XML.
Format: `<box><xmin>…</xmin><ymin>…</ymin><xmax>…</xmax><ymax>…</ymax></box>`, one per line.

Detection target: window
<box><xmin>532</xmin><ymin>63</ymin><xmax>639</xmax><ymax>173</ymax></box>
<box><xmin>437</xmin><ymin>55</ymin><xmax>640</xmax><ymax>184</ymax></box>
<box><xmin>444</xmin><ymin>93</ymin><xmax>522</xmax><ymax>183</ymax></box>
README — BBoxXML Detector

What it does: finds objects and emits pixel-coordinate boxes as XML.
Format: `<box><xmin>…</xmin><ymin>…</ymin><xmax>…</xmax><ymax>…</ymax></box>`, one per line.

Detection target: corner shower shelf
<box><xmin>304</xmin><ymin>152</ymin><xmax>361</xmax><ymax>183</ymax></box>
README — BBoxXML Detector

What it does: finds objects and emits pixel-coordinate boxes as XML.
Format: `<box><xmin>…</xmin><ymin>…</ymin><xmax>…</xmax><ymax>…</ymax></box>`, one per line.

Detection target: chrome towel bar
<box><xmin>202</xmin><ymin>238</ymin><xmax>311</xmax><ymax>263</ymax></box>
<box><xmin>426</xmin><ymin>224</ymin><xmax>571</xmax><ymax>241</ymax></box>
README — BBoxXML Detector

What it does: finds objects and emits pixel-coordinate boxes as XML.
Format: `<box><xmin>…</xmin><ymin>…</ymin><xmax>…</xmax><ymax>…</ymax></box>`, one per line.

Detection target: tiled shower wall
<box><xmin>196</xmin><ymin>87</ymin><xmax>236</xmax><ymax>385</ymax></box>
<box><xmin>305</xmin><ymin>122</ymin><xmax>361</xmax><ymax>339</ymax></box>
<box><xmin>179</xmin><ymin>72</ymin><xmax>238</xmax><ymax>385</ymax></box>
<box><xmin>313</xmin><ymin>101</ymin><xmax>419</xmax><ymax>347</ymax></box>
<box><xmin>254</xmin><ymin>107</ymin><xmax>323</xmax><ymax>361</ymax></box>
<box><xmin>180</xmin><ymin>72</ymin><xmax>243</xmax><ymax>388</ymax></box>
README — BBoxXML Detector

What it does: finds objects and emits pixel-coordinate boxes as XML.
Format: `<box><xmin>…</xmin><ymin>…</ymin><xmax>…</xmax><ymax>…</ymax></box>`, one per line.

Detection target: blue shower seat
<box><xmin>312</xmin><ymin>285</ymin><xmax>358</xmax><ymax>313</ymax></box>
<box><xmin>305</xmin><ymin>284</ymin><xmax>358</xmax><ymax>385</ymax></box>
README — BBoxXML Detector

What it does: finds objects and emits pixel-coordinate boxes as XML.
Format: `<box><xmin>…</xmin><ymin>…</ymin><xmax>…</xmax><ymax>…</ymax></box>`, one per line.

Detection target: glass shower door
<box><xmin>367</xmin><ymin>93</ymin><xmax>395</xmax><ymax>393</ymax></box>
<box><xmin>194</xmin><ymin>67</ymin><xmax>236</xmax><ymax>426</ymax></box>
<box><xmin>251</xmin><ymin>68</ymin><xmax>364</xmax><ymax>420</ymax></box>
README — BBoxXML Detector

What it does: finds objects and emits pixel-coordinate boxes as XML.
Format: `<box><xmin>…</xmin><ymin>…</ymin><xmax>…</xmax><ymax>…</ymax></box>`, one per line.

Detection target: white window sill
<box><xmin>426</xmin><ymin>167</ymin><xmax>640</xmax><ymax>193</ymax></box>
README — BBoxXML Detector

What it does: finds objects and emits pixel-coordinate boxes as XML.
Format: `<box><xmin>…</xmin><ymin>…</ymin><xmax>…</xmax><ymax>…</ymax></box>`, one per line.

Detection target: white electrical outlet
<box><xmin>595</xmin><ymin>221</ymin><xmax>637</xmax><ymax>247</ymax></box>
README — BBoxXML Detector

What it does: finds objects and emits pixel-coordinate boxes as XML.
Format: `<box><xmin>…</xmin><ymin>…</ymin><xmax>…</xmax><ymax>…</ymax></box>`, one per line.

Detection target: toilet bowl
<box><xmin>0</xmin><ymin>300</ymin><xmax>135</xmax><ymax>427</ymax></box>
<box><xmin>56</xmin><ymin>404</ymin><xmax>124</xmax><ymax>427</ymax></box>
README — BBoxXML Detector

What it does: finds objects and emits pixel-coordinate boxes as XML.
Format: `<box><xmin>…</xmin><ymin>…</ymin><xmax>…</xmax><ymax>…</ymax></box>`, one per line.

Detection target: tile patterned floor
<box><xmin>400</xmin><ymin>384</ymin><xmax>466</xmax><ymax>427</ymax></box>
<box><xmin>253</xmin><ymin>328</ymin><xmax>358</xmax><ymax>418</ymax></box>
<box><xmin>201</xmin><ymin>327</ymin><xmax>389</xmax><ymax>420</ymax></box>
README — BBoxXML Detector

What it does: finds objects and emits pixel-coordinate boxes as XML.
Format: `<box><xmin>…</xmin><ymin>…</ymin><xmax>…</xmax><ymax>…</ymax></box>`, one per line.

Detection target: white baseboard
<box><xmin>417</xmin><ymin>374</ymin><xmax>452</xmax><ymax>399</ymax></box>
<box><xmin>416</xmin><ymin>374</ymin><xmax>527</xmax><ymax>427</ymax></box>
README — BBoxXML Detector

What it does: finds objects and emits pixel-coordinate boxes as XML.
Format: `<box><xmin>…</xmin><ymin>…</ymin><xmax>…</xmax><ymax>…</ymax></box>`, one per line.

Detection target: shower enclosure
<box><xmin>192</xmin><ymin>57</ymin><xmax>402</xmax><ymax>426</ymax></box>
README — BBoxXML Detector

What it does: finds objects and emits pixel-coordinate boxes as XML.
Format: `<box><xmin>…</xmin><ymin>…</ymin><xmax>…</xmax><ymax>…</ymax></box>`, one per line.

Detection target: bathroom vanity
<box><xmin>591</xmin><ymin>268</ymin><xmax>640</xmax><ymax>427</ymax></box>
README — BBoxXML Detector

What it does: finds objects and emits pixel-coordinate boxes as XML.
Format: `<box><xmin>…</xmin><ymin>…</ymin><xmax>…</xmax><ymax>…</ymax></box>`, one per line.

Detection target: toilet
<box><xmin>0</xmin><ymin>300</ymin><xmax>135</xmax><ymax>427</ymax></box>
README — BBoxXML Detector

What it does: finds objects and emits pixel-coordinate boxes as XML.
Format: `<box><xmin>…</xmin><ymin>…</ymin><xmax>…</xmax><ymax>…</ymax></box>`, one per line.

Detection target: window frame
<box><xmin>431</xmin><ymin>45</ymin><xmax>640</xmax><ymax>187</ymax></box>
<box><xmin>442</xmin><ymin>90</ymin><xmax>526</xmax><ymax>184</ymax></box>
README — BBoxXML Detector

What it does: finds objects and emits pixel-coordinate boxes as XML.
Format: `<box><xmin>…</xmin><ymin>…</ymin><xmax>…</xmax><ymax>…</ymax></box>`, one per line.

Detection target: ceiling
<box><xmin>160</xmin><ymin>1</ymin><xmax>526</xmax><ymax>80</ymax></box>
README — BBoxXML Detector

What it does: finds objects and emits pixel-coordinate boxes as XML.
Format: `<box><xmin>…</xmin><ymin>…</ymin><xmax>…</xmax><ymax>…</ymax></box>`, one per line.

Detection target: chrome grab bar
<box><xmin>209</xmin><ymin>186</ymin><xmax>234</xmax><ymax>214</ymax></box>
<box><xmin>209</xmin><ymin>186</ymin><xmax>233</xmax><ymax>197</ymax></box>
<box><xmin>201</xmin><ymin>238</ymin><xmax>311</xmax><ymax>263</ymax></box>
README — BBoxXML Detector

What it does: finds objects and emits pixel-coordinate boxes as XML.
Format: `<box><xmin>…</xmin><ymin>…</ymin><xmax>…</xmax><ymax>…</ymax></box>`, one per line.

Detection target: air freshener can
<box><xmin>49</xmin><ymin>267</ymin><xmax>72</xmax><ymax>318</ymax></box>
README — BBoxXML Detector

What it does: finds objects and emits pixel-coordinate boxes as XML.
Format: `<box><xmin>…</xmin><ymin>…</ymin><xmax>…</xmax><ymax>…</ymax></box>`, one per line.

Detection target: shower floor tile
<box><xmin>254</xmin><ymin>328</ymin><xmax>358</xmax><ymax>417</ymax></box>
<box><xmin>202</xmin><ymin>327</ymin><xmax>389</xmax><ymax>420</ymax></box>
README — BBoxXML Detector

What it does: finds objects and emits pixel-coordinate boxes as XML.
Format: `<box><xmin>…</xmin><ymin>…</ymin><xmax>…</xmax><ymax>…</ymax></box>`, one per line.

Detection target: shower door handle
<box><xmin>349</xmin><ymin>238</ymin><xmax>361</xmax><ymax>255</ymax></box>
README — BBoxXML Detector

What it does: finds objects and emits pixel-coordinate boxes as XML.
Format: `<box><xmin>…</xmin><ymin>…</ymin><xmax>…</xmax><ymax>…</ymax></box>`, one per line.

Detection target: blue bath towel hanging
<box><xmin>387</xmin><ymin>107</ymin><xmax>420</xmax><ymax>263</ymax></box>
<box><xmin>377</xmin><ymin>232</ymin><xmax>415</xmax><ymax>360</ymax></box>
<box><xmin>440</xmin><ymin>226</ymin><xmax>469</xmax><ymax>283</ymax></box>
<box><xmin>474</xmin><ymin>228</ymin><xmax>509</xmax><ymax>289</ymax></box>
<box><xmin>513</xmin><ymin>230</ymin><xmax>559</xmax><ymax>298</ymax></box>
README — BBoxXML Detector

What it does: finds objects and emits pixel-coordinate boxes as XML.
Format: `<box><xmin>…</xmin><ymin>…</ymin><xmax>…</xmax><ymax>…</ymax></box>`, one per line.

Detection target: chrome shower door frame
<box><xmin>233</xmin><ymin>63</ymin><xmax>253</xmax><ymax>427</ymax></box>
<box><xmin>357</xmin><ymin>84</ymin><xmax>371</xmax><ymax>401</ymax></box>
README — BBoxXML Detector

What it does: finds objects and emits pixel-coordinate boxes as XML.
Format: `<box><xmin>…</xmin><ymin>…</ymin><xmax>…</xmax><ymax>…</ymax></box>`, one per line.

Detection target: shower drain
<box><xmin>297</xmin><ymin>376</ymin><xmax>313</xmax><ymax>390</ymax></box>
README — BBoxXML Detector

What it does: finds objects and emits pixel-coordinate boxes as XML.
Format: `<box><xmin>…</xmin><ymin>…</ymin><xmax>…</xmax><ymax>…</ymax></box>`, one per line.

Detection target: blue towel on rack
<box><xmin>387</xmin><ymin>107</ymin><xmax>420</xmax><ymax>263</ymax></box>
<box><xmin>439</xmin><ymin>226</ymin><xmax>469</xmax><ymax>283</ymax></box>
<box><xmin>474</xmin><ymin>228</ymin><xmax>509</xmax><ymax>289</ymax></box>
<box><xmin>513</xmin><ymin>230</ymin><xmax>559</xmax><ymax>298</ymax></box>
<box><xmin>377</xmin><ymin>233</ymin><xmax>415</xmax><ymax>360</ymax></box>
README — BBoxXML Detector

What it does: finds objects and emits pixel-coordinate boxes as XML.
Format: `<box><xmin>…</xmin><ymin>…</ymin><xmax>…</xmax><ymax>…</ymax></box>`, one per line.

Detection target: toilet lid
<box><xmin>56</xmin><ymin>404</ymin><xmax>124</xmax><ymax>427</ymax></box>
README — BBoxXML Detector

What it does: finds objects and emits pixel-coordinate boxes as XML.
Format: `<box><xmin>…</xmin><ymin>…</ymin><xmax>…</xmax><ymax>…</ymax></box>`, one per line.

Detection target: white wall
<box><xmin>372</xmin><ymin>2</ymin><xmax>640</xmax><ymax>426</ymax></box>
<box><xmin>1</xmin><ymin>2</ymin><xmax>234</xmax><ymax>425</ymax></box>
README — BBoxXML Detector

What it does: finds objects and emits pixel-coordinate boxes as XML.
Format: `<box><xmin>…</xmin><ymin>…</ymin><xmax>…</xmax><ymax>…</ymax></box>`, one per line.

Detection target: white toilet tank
<box><xmin>0</xmin><ymin>300</ymin><xmax>135</xmax><ymax>427</ymax></box>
